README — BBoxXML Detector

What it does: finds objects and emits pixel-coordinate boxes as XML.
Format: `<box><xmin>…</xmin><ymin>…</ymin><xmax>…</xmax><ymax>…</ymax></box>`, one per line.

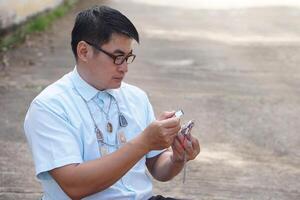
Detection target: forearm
<box><xmin>150</xmin><ymin>150</ymin><xmax>184</xmax><ymax>182</ymax></box>
<box><xmin>50</xmin><ymin>134</ymin><xmax>148</xmax><ymax>199</ymax></box>
<box><xmin>50</xmin><ymin>117</ymin><xmax>181</xmax><ymax>199</ymax></box>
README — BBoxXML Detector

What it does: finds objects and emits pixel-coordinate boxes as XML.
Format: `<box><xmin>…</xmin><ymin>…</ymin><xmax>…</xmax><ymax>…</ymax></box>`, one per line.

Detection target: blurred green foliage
<box><xmin>0</xmin><ymin>0</ymin><xmax>77</xmax><ymax>52</ymax></box>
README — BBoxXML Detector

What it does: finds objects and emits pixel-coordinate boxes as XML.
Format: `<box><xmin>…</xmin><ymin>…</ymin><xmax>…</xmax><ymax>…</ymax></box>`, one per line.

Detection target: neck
<box><xmin>76</xmin><ymin>64</ymin><xmax>105</xmax><ymax>91</ymax></box>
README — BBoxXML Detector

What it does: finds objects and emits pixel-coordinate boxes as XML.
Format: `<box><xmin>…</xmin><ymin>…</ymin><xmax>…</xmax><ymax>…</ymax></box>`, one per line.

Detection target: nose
<box><xmin>118</xmin><ymin>61</ymin><xmax>128</xmax><ymax>73</ymax></box>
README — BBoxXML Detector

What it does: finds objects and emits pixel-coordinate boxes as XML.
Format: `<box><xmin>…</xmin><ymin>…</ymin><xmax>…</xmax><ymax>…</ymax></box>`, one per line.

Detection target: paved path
<box><xmin>0</xmin><ymin>0</ymin><xmax>300</xmax><ymax>199</ymax></box>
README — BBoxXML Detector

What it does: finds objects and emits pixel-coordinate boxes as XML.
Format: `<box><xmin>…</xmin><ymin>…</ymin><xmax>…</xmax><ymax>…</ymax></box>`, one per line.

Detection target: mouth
<box><xmin>113</xmin><ymin>77</ymin><xmax>123</xmax><ymax>81</ymax></box>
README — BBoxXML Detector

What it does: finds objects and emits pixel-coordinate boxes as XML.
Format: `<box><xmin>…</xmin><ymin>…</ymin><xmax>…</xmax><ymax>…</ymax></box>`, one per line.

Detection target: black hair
<box><xmin>71</xmin><ymin>5</ymin><xmax>139</xmax><ymax>60</ymax></box>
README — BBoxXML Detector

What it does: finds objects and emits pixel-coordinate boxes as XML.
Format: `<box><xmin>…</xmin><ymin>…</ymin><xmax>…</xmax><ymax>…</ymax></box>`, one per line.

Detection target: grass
<box><xmin>0</xmin><ymin>0</ymin><xmax>77</xmax><ymax>52</ymax></box>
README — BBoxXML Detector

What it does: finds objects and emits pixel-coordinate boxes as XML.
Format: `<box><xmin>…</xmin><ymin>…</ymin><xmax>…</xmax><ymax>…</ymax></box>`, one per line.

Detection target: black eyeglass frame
<box><xmin>84</xmin><ymin>41</ymin><xmax>136</xmax><ymax>65</ymax></box>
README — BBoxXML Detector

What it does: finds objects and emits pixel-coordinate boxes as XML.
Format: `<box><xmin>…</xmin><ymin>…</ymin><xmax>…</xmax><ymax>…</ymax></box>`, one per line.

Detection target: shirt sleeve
<box><xmin>24</xmin><ymin>99</ymin><xmax>83</xmax><ymax>180</ymax></box>
<box><xmin>144</xmin><ymin>94</ymin><xmax>165</xmax><ymax>158</ymax></box>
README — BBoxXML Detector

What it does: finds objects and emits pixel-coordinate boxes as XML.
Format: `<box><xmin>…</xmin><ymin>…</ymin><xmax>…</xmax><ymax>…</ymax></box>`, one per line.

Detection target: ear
<box><xmin>77</xmin><ymin>41</ymin><xmax>92</xmax><ymax>62</ymax></box>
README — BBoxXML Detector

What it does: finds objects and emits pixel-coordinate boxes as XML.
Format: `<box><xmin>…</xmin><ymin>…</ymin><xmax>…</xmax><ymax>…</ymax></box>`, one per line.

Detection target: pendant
<box><xmin>100</xmin><ymin>146</ymin><xmax>108</xmax><ymax>156</ymax></box>
<box><xmin>107</xmin><ymin>122</ymin><xmax>113</xmax><ymax>133</ymax></box>
<box><xmin>118</xmin><ymin>131</ymin><xmax>127</xmax><ymax>144</ymax></box>
<box><xmin>119</xmin><ymin>113</ymin><xmax>128</xmax><ymax>127</ymax></box>
<box><xmin>95</xmin><ymin>127</ymin><xmax>103</xmax><ymax>142</ymax></box>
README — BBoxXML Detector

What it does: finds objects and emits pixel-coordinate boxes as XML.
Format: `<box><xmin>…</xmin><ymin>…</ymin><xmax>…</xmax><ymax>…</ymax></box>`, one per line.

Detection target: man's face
<box><xmin>86</xmin><ymin>33</ymin><xmax>133</xmax><ymax>90</ymax></box>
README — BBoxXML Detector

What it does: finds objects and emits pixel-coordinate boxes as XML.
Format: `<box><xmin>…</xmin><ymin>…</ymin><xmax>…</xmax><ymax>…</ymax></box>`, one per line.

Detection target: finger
<box><xmin>171</xmin><ymin>142</ymin><xmax>180</xmax><ymax>155</ymax></box>
<box><xmin>174</xmin><ymin>135</ymin><xmax>186</xmax><ymax>151</ymax></box>
<box><xmin>173</xmin><ymin>138</ymin><xmax>185</xmax><ymax>154</ymax></box>
<box><xmin>184</xmin><ymin>137</ymin><xmax>201</xmax><ymax>161</ymax></box>
<box><xmin>162</xmin><ymin>132</ymin><xmax>178</xmax><ymax>147</ymax></box>
<box><xmin>186</xmin><ymin>128</ymin><xmax>193</xmax><ymax>140</ymax></box>
<box><xmin>171</xmin><ymin>144</ymin><xmax>185</xmax><ymax>162</ymax></box>
<box><xmin>160</xmin><ymin>117</ymin><xmax>180</xmax><ymax>128</ymax></box>
<box><xmin>191</xmin><ymin>137</ymin><xmax>201</xmax><ymax>155</ymax></box>
<box><xmin>184</xmin><ymin>139</ymin><xmax>194</xmax><ymax>157</ymax></box>
<box><xmin>158</xmin><ymin>111</ymin><xmax>175</xmax><ymax>120</ymax></box>
<box><xmin>165</xmin><ymin>126</ymin><xmax>181</xmax><ymax>137</ymax></box>
<box><xmin>176</xmin><ymin>133</ymin><xmax>185</xmax><ymax>144</ymax></box>
<box><xmin>185</xmin><ymin>139</ymin><xmax>193</xmax><ymax>150</ymax></box>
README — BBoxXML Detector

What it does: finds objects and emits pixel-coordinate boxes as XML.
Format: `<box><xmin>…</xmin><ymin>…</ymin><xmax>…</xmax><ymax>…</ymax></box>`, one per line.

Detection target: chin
<box><xmin>111</xmin><ymin>82</ymin><xmax>122</xmax><ymax>89</ymax></box>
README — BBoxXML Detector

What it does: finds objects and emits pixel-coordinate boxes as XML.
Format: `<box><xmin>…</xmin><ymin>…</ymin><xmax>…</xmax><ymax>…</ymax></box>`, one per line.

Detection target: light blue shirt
<box><xmin>24</xmin><ymin>67</ymin><xmax>162</xmax><ymax>200</ymax></box>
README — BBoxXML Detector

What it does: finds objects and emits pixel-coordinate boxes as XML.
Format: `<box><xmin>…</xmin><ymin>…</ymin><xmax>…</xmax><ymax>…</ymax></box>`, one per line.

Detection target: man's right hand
<box><xmin>142</xmin><ymin>113</ymin><xmax>181</xmax><ymax>151</ymax></box>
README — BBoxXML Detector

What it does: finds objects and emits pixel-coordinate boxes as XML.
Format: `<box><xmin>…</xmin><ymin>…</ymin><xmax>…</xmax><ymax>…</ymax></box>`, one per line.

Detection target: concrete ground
<box><xmin>0</xmin><ymin>0</ymin><xmax>300</xmax><ymax>199</ymax></box>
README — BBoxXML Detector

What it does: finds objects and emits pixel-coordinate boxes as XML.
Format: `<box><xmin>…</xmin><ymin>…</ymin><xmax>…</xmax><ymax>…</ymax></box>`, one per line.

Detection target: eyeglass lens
<box><xmin>114</xmin><ymin>55</ymin><xmax>135</xmax><ymax>65</ymax></box>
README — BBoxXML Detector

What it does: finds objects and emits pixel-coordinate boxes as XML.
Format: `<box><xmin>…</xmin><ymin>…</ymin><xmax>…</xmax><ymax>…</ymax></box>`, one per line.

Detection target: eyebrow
<box><xmin>113</xmin><ymin>49</ymin><xmax>133</xmax><ymax>55</ymax></box>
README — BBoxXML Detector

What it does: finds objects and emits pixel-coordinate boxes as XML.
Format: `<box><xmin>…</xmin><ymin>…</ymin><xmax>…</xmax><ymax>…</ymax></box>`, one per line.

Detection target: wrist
<box><xmin>132</xmin><ymin>132</ymin><xmax>151</xmax><ymax>153</ymax></box>
<box><xmin>170</xmin><ymin>154</ymin><xmax>185</xmax><ymax>165</ymax></box>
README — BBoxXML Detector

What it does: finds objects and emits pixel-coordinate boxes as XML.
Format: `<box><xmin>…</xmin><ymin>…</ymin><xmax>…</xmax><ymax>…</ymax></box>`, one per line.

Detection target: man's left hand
<box><xmin>171</xmin><ymin>133</ymin><xmax>200</xmax><ymax>163</ymax></box>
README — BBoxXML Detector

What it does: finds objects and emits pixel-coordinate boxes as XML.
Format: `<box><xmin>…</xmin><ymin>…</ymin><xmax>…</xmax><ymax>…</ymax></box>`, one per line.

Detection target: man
<box><xmin>24</xmin><ymin>5</ymin><xmax>200</xmax><ymax>200</ymax></box>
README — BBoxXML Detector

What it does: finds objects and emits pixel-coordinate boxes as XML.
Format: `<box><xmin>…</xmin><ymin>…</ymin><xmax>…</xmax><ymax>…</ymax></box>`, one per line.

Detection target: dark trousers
<box><xmin>148</xmin><ymin>195</ymin><xmax>180</xmax><ymax>200</ymax></box>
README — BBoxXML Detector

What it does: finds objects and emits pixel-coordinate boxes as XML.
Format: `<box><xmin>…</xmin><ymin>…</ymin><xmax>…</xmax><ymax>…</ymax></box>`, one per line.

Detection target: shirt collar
<box><xmin>106</xmin><ymin>88</ymin><xmax>118</xmax><ymax>100</ymax></box>
<box><xmin>70</xmin><ymin>66</ymin><xmax>99</xmax><ymax>102</ymax></box>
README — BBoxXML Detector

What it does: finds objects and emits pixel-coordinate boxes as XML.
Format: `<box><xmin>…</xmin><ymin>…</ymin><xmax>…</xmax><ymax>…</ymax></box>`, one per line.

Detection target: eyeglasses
<box><xmin>85</xmin><ymin>41</ymin><xmax>136</xmax><ymax>65</ymax></box>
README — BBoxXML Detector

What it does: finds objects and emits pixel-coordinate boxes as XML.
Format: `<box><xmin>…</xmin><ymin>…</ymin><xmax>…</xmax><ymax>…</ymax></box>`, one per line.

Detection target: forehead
<box><xmin>102</xmin><ymin>33</ymin><xmax>133</xmax><ymax>51</ymax></box>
